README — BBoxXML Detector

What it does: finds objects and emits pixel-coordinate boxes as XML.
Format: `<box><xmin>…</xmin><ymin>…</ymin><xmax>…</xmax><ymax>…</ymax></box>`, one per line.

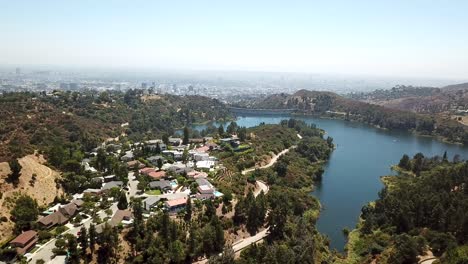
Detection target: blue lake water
<box><xmin>191</xmin><ymin>115</ymin><xmax>468</xmax><ymax>251</ymax></box>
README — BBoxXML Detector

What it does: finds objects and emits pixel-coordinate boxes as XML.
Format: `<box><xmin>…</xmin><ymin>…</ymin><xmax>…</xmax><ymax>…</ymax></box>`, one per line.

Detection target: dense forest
<box><xmin>0</xmin><ymin>90</ymin><xmax>232</xmax><ymax>161</ymax></box>
<box><xmin>234</xmin><ymin>89</ymin><xmax>468</xmax><ymax>145</ymax></box>
<box><xmin>343</xmin><ymin>153</ymin><xmax>468</xmax><ymax>263</ymax></box>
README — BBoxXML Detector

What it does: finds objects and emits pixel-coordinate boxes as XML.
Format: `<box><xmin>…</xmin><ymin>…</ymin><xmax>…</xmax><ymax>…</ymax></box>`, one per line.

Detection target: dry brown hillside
<box><xmin>0</xmin><ymin>154</ymin><xmax>62</xmax><ymax>244</ymax></box>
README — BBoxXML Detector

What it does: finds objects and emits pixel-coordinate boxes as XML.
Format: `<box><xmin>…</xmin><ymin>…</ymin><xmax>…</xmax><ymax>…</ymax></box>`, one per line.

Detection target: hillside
<box><xmin>0</xmin><ymin>90</ymin><xmax>232</xmax><ymax>162</ymax></box>
<box><xmin>0</xmin><ymin>154</ymin><xmax>62</xmax><ymax>244</ymax></box>
<box><xmin>236</xmin><ymin>89</ymin><xmax>468</xmax><ymax>145</ymax></box>
<box><xmin>348</xmin><ymin>83</ymin><xmax>468</xmax><ymax>116</ymax></box>
<box><xmin>343</xmin><ymin>155</ymin><xmax>468</xmax><ymax>263</ymax></box>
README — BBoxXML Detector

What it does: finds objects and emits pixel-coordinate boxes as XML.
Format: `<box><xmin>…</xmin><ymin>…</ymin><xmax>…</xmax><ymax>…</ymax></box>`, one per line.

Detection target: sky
<box><xmin>1</xmin><ymin>0</ymin><xmax>468</xmax><ymax>79</ymax></box>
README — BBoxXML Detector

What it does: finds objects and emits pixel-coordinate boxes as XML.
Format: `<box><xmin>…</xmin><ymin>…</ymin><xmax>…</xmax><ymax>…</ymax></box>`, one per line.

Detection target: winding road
<box><xmin>241</xmin><ymin>146</ymin><xmax>296</xmax><ymax>175</ymax></box>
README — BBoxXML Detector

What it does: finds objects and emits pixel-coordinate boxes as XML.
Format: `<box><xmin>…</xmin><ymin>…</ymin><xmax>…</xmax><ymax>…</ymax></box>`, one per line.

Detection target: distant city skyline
<box><xmin>1</xmin><ymin>1</ymin><xmax>468</xmax><ymax>79</ymax></box>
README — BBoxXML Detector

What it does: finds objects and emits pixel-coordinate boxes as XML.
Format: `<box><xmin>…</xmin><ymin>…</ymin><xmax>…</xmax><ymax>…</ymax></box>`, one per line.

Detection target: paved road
<box><xmin>232</xmin><ymin>228</ymin><xmax>269</xmax><ymax>252</ymax></box>
<box><xmin>30</xmin><ymin>171</ymin><xmax>137</xmax><ymax>263</ymax></box>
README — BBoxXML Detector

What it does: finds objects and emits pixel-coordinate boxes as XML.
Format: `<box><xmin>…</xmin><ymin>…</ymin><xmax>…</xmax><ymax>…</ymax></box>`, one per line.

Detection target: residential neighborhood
<box><xmin>8</xmin><ymin>133</ymin><xmax>231</xmax><ymax>263</ymax></box>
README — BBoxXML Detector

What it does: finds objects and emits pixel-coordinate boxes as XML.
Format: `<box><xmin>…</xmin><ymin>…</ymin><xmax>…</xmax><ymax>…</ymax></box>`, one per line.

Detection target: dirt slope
<box><xmin>0</xmin><ymin>154</ymin><xmax>62</xmax><ymax>244</ymax></box>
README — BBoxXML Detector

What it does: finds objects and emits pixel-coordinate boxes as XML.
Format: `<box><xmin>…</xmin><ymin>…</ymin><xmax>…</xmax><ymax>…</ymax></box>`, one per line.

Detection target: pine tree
<box><xmin>218</xmin><ymin>125</ymin><xmax>225</xmax><ymax>136</ymax></box>
<box><xmin>443</xmin><ymin>151</ymin><xmax>448</xmax><ymax>162</ymax></box>
<box><xmin>183</xmin><ymin>126</ymin><xmax>190</xmax><ymax>145</ymax></box>
<box><xmin>78</xmin><ymin>226</ymin><xmax>88</xmax><ymax>256</ymax></box>
<box><xmin>398</xmin><ymin>154</ymin><xmax>411</xmax><ymax>170</ymax></box>
<box><xmin>89</xmin><ymin>224</ymin><xmax>96</xmax><ymax>253</ymax></box>
<box><xmin>157</xmin><ymin>158</ymin><xmax>163</xmax><ymax>170</ymax></box>
<box><xmin>117</xmin><ymin>190</ymin><xmax>128</xmax><ymax>210</ymax></box>
<box><xmin>185</xmin><ymin>197</ymin><xmax>192</xmax><ymax>222</ymax></box>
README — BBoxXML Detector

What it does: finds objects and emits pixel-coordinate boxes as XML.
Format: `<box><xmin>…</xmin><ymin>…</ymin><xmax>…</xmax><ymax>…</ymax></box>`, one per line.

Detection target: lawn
<box><xmin>145</xmin><ymin>189</ymin><xmax>162</xmax><ymax>195</ymax></box>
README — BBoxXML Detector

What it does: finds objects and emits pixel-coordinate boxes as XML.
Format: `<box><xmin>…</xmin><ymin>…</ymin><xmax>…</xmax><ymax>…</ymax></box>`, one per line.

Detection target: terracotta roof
<box><xmin>10</xmin><ymin>230</ymin><xmax>37</xmax><ymax>246</ymax></box>
<box><xmin>140</xmin><ymin>168</ymin><xmax>156</xmax><ymax>175</ymax></box>
<box><xmin>148</xmin><ymin>170</ymin><xmax>166</xmax><ymax>179</ymax></box>
<box><xmin>165</xmin><ymin>198</ymin><xmax>187</xmax><ymax>207</ymax></box>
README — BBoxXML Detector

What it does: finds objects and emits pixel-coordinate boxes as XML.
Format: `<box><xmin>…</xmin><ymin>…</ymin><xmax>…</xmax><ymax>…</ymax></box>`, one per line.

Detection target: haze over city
<box><xmin>2</xmin><ymin>0</ymin><xmax>468</xmax><ymax>80</ymax></box>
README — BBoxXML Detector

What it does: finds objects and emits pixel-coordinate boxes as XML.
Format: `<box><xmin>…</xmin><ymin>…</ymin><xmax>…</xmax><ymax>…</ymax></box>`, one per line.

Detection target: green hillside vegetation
<box><xmin>236</xmin><ymin>89</ymin><xmax>468</xmax><ymax>145</ymax></box>
<box><xmin>0</xmin><ymin>90</ymin><xmax>232</xmax><ymax>161</ymax></box>
<box><xmin>345</xmin><ymin>153</ymin><xmax>468</xmax><ymax>263</ymax></box>
<box><xmin>237</xmin><ymin>120</ymin><xmax>335</xmax><ymax>263</ymax></box>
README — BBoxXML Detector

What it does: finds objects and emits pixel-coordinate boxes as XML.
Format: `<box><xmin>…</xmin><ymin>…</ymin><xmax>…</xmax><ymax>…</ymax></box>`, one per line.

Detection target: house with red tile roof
<box><xmin>148</xmin><ymin>170</ymin><xmax>166</xmax><ymax>179</ymax></box>
<box><xmin>164</xmin><ymin>197</ymin><xmax>187</xmax><ymax>213</ymax></box>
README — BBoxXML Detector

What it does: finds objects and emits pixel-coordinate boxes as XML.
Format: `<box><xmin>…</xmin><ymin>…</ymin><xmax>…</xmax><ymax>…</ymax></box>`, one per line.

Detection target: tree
<box><xmin>157</xmin><ymin>158</ymin><xmax>163</xmax><ymax>170</ymax></box>
<box><xmin>398</xmin><ymin>154</ymin><xmax>411</xmax><ymax>170</ymax></box>
<box><xmin>211</xmin><ymin>216</ymin><xmax>225</xmax><ymax>252</ymax></box>
<box><xmin>97</xmin><ymin>224</ymin><xmax>119</xmax><ymax>264</ymax></box>
<box><xmin>89</xmin><ymin>224</ymin><xmax>96</xmax><ymax>253</ymax></box>
<box><xmin>238</xmin><ymin>127</ymin><xmax>247</xmax><ymax>141</ymax></box>
<box><xmin>10</xmin><ymin>195</ymin><xmax>38</xmax><ymax>232</ymax></box>
<box><xmin>182</xmin><ymin>148</ymin><xmax>189</xmax><ymax>164</ymax></box>
<box><xmin>78</xmin><ymin>226</ymin><xmax>88</xmax><ymax>256</ymax></box>
<box><xmin>185</xmin><ymin>197</ymin><xmax>192</xmax><ymax>222</ymax></box>
<box><xmin>443</xmin><ymin>151</ymin><xmax>448</xmax><ymax>162</ymax></box>
<box><xmin>7</xmin><ymin>159</ymin><xmax>22</xmax><ymax>185</ymax></box>
<box><xmin>66</xmin><ymin>235</ymin><xmax>80</xmax><ymax>264</ymax></box>
<box><xmin>218</xmin><ymin>125</ymin><xmax>225</xmax><ymax>136</ymax></box>
<box><xmin>169</xmin><ymin>240</ymin><xmax>185</xmax><ymax>263</ymax></box>
<box><xmin>162</xmin><ymin>134</ymin><xmax>169</xmax><ymax>145</ymax></box>
<box><xmin>388</xmin><ymin>234</ymin><xmax>419</xmax><ymax>264</ymax></box>
<box><xmin>155</xmin><ymin>142</ymin><xmax>161</xmax><ymax>154</ymax></box>
<box><xmin>226</xmin><ymin>122</ymin><xmax>238</xmax><ymax>134</ymax></box>
<box><xmin>183</xmin><ymin>127</ymin><xmax>190</xmax><ymax>145</ymax></box>
<box><xmin>117</xmin><ymin>191</ymin><xmax>128</xmax><ymax>210</ymax></box>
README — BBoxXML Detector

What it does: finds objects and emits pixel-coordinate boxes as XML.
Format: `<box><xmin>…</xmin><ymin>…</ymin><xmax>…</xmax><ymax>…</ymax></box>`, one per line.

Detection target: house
<box><xmin>196</xmin><ymin>160</ymin><xmax>215</xmax><ymax>170</ymax></box>
<box><xmin>196</xmin><ymin>178</ymin><xmax>213</xmax><ymax>188</ymax></box>
<box><xmin>102</xmin><ymin>181</ymin><xmax>124</xmax><ymax>191</ymax></box>
<box><xmin>168</xmin><ymin>137</ymin><xmax>182</xmax><ymax>146</ymax></box>
<box><xmin>103</xmin><ymin>175</ymin><xmax>116</xmax><ymax>182</ymax></box>
<box><xmin>189</xmin><ymin>138</ymin><xmax>204</xmax><ymax>144</ymax></box>
<box><xmin>148</xmin><ymin>170</ymin><xmax>166</xmax><ymax>180</ymax></box>
<box><xmin>162</xmin><ymin>150</ymin><xmax>183</xmax><ymax>160</ymax></box>
<box><xmin>167</xmin><ymin>163</ymin><xmax>193</xmax><ymax>175</ymax></box>
<box><xmin>127</xmin><ymin>160</ymin><xmax>145</xmax><ymax>169</ymax></box>
<box><xmin>147</xmin><ymin>156</ymin><xmax>166</xmax><ymax>166</ymax></box>
<box><xmin>195</xmin><ymin>145</ymin><xmax>210</xmax><ymax>153</ymax></box>
<box><xmin>187</xmin><ymin>170</ymin><xmax>208</xmax><ymax>178</ymax></box>
<box><xmin>109</xmin><ymin>210</ymin><xmax>132</xmax><ymax>226</ymax></box>
<box><xmin>194</xmin><ymin>153</ymin><xmax>210</xmax><ymax>161</ymax></box>
<box><xmin>196</xmin><ymin>185</ymin><xmax>215</xmax><ymax>200</ymax></box>
<box><xmin>149</xmin><ymin>180</ymin><xmax>172</xmax><ymax>192</ymax></box>
<box><xmin>164</xmin><ymin>197</ymin><xmax>187</xmax><ymax>213</ymax></box>
<box><xmin>146</xmin><ymin>140</ymin><xmax>167</xmax><ymax>152</ymax></box>
<box><xmin>121</xmin><ymin>151</ymin><xmax>134</xmax><ymax>161</ymax></box>
<box><xmin>83</xmin><ymin>188</ymin><xmax>102</xmax><ymax>195</ymax></box>
<box><xmin>37</xmin><ymin>202</ymin><xmax>78</xmax><ymax>228</ymax></box>
<box><xmin>143</xmin><ymin>196</ymin><xmax>161</xmax><ymax>211</ymax></box>
<box><xmin>10</xmin><ymin>230</ymin><xmax>38</xmax><ymax>255</ymax></box>
<box><xmin>140</xmin><ymin>167</ymin><xmax>156</xmax><ymax>175</ymax></box>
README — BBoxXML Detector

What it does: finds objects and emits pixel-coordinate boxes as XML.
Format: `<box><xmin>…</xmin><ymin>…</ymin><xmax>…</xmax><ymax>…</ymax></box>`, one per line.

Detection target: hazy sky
<box><xmin>2</xmin><ymin>1</ymin><xmax>468</xmax><ymax>79</ymax></box>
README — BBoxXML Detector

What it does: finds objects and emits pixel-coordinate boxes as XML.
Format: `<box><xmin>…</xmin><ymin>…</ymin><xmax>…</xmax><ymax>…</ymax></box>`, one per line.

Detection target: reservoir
<box><xmin>191</xmin><ymin>115</ymin><xmax>468</xmax><ymax>251</ymax></box>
